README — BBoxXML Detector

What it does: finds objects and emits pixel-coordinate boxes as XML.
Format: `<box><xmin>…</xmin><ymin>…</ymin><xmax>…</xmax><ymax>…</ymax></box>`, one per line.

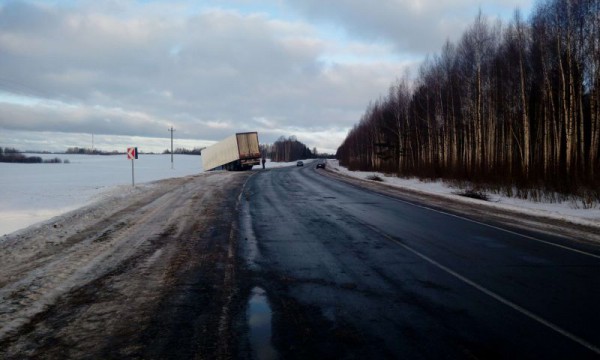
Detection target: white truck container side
<box><xmin>202</xmin><ymin>132</ymin><xmax>261</xmax><ymax>171</ymax></box>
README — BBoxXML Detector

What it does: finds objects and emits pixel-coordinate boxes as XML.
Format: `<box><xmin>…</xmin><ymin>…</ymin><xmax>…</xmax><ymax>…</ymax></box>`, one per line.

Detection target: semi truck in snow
<box><xmin>201</xmin><ymin>132</ymin><xmax>261</xmax><ymax>171</ymax></box>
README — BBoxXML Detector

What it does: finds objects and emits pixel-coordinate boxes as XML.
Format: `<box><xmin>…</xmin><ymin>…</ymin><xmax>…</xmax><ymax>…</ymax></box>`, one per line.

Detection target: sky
<box><xmin>0</xmin><ymin>0</ymin><xmax>535</xmax><ymax>154</ymax></box>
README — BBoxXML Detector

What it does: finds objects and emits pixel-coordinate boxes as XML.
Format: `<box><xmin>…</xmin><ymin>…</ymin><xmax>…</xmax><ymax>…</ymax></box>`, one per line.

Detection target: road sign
<box><xmin>127</xmin><ymin>147</ymin><xmax>138</xmax><ymax>186</ymax></box>
<box><xmin>127</xmin><ymin>147</ymin><xmax>138</xmax><ymax>160</ymax></box>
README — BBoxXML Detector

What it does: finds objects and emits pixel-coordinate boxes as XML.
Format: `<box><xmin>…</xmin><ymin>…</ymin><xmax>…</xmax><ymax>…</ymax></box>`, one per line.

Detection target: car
<box><xmin>316</xmin><ymin>162</ymin><xmax>326</xmax><ymax>169</ymax></box>
<box><xmin>296</xmin><ymin>161</ymin><xmax>304</xmax><ymax>166</ymax></box>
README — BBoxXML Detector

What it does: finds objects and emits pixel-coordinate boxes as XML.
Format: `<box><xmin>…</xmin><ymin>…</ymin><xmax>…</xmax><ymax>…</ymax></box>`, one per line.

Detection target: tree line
<box><xmin>0</xmin><ymin>147</ymin><xmax>65</xmax><ymax>163</ymax></box>
<box><xmin>336</xmin><ymin>0</ymin><xmax>599</xmax><ymax>200</ymax></box>
<box><xmin>66</xmin><ymin>147</ymin><xmax>121</xmax><ymax>155</ymax></box>
<box><xmin>163</xmin><ymin>148</ymin><xmax>203</xmax><ymax>155</ymax></box>
<box><xmin>262</xmin><ymin>136</ymin><xmax>314</xmax><ymax>162</ymax></box>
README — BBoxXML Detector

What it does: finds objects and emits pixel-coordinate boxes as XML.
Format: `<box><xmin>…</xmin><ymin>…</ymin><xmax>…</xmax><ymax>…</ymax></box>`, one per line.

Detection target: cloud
<box><xmin>0</xmin><ymin>128</ymin><xmax>211</xmax><ymax>153</ymax></box>
<box><xmin>285</xmin><ymin>0</ymin><xmax>535</xmax><ymax>54</ymax></box>
<box><xmin>0</xmin><ymin>0</ymin><xmax>532</xmax><ymax>153</ymax></box>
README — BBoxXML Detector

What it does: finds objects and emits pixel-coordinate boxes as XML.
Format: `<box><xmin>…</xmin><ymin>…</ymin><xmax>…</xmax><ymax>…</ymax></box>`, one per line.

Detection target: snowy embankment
<box><xmin>326</xmin><ymin>159</ymin><xmax>600</xmax><ymax>229</ymax></box>
<box><xmin>0</xmin><ymin>155</ymin><xmax>311</xmax><ymax>236</ymax></box>
<box><xmin>0</xmin><ymin>154</ymin><xmax>203</xmax><ymax>236</ymax></box>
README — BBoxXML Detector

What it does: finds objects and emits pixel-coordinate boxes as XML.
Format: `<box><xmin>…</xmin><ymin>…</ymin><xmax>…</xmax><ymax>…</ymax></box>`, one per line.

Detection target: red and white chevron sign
<box><xmin>127</xmin><ymin>147</ymin><xmax>138</xmax><ymax>160</ymax></box>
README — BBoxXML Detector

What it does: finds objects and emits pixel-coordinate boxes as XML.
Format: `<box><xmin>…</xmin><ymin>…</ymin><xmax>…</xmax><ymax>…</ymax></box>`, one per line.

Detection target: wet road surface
<box><xmin>239</xmin><ymin>163</ymin><xmax>600</xmax><ymax>359</ymax></box>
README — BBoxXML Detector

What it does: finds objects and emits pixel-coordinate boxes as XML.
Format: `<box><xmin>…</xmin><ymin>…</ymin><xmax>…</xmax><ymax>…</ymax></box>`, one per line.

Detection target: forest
<box><xmin>262</xmin><ymin>136</ymin><xmax>314</xmax><ymax>162</ymax></box>
<box><xmin>336</xmin><ymin>0</ymin><xmax>599</xmax><ymax>204</ymax></box>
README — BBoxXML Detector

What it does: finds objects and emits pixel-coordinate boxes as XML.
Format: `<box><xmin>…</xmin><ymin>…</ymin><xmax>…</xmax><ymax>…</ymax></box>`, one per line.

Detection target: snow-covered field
<box><xmin>326</xmin><ymin>159</ymin><xmax>600</xmax><ymax>229</ymax></box>
<box><xmin>0</xmin><ymin>155</ymin><xmax>311</xmax><ymax>236</ymax></box>
<box><xmin>0</xmin><ymin>154</ymin><xmax>203</xmax><ymax>236</ymax></box>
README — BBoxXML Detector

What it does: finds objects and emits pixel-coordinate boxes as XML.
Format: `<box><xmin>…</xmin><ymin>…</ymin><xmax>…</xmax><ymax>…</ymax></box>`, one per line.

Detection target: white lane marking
<box><xmin>316</xmin><ymin>170</ymin><xmax>600</xmax><ymax>352</ymax></box>
<box><xmin>379</xmin><ymin>192</ymin><xmax>600</xmax><ymax>260</ymax></box>
<box><xmin>362</xmin><ymin>222</ymin><xmax>600</xmax><ymax>355</ymax></box>
<box><xmin>321</xmin><ymin>172</ymin><xmax>600</xmax><ymax>260</ymax></box>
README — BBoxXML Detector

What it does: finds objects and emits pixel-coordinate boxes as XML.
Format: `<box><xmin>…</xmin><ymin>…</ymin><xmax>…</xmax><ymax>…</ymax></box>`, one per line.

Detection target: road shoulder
<box><xmin>320</xmin><ymin>167</ymin><xmax>600</xmax><ymax>246</ymax></box>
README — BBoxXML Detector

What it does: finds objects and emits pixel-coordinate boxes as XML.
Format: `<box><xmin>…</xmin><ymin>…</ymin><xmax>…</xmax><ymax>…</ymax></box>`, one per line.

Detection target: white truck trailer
<box><xmin>202</xmin><ymin>132</ymin><xmax>261</xmax><ymax>171</ymax></box>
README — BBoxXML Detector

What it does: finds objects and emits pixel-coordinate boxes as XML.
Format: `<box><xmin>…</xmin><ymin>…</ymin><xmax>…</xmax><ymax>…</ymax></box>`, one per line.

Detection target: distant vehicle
<box><xmin>296</xmin><ymin>161</ymin><xmax>304</xmax><ymax>167</ymax></box>
<box><xmin>202</xmin><ymin>132</ymin><xmax>261</xmax><ymax>171</ymax></box>
<box><xmin>316</xmin><ymin>162</ymin><xmax>325</xmax><ymax>169</ymax></box>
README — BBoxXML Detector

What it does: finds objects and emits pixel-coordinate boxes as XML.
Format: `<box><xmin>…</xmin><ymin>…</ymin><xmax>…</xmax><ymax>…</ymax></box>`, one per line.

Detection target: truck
<box><xmin>201</xmin><ymin>132</ymin><xmax>261</xmax><ymax>171</ymax></box>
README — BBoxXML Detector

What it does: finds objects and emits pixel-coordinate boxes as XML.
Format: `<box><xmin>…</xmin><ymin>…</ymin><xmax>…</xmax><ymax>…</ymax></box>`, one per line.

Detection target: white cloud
<box><xmin>285</xmin><ymin>0</ymin><xmax>534</xmax><ymax>54</ymax></box>
<box><xmin>0</xmin><ymin>0</ymin><xmax>533</xmax><ymax>153</ymax></box>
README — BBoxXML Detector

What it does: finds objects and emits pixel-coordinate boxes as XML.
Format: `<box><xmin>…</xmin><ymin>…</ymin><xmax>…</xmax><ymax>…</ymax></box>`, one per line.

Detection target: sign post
<box><xmin>168</xmin><ymin>126</ymin><xmax>175</xmax><ymax>169</ymax></box>
<box><xmin>127</xmin><ymin>147</ymin><xmax>138</xmax><ymax>186</ymax></box>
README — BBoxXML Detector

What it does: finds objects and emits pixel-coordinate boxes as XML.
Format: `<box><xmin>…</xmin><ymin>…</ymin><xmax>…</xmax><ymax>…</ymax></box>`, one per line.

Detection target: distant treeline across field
<box><xmin>0</xmin><ymin>147</ymin><xmax>66</xmax><ymax>164</ymax></box>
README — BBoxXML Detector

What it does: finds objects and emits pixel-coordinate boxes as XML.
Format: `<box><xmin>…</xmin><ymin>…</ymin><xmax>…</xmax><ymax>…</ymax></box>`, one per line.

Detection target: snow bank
<box><xmin>326</xmin><ymin>160</ymin><xmax>600</xmax><ymax>228</ymax></box>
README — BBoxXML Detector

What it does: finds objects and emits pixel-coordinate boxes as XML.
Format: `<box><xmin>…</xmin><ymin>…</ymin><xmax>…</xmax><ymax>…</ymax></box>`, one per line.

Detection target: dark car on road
<box><xmin>296</xmin><ymin>161</ymin><xmax>304</xmax><ymax>166</ymax></box>
<box><xmin>316</xmin><ymin>162</ymin><xmax>325</xmax><ymax>169</ymax></box>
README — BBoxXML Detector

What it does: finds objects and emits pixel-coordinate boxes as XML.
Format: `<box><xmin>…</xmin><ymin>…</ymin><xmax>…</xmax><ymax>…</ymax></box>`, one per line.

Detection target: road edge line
<box><xmin>366</xmin><ymin>223</ymin><xmax>600</xmax><ymax>355</ymax></box>
<box><xmin>319</xmin><ymin>168</ymin><xmax>600</xmax><ymax>260</ymax></box>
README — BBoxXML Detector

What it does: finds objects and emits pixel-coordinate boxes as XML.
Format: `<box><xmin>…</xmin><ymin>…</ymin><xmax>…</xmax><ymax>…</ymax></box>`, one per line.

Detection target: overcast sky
<box><xmin>0</xmin><ymin>0</ymin><xmax>534</xmax><ymax>154</ymax></box>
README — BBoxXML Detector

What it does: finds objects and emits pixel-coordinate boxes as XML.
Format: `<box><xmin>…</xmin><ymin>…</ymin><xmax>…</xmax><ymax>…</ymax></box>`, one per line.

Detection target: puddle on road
<box><xmin>247</xmin><ymin>287</ymin><xmax>278</xmax><ymax>360</ymax></box>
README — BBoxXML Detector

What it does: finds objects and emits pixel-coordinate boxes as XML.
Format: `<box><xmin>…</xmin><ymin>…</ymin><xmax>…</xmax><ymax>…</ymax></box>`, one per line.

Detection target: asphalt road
<box><xmin>239</xmin><ymin>162</ymin><xmax>600</xmax><ymax>359</ymax></box>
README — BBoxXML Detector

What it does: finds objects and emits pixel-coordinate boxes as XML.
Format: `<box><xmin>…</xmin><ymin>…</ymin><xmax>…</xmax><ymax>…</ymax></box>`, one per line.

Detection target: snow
<box><xmin>326</xmin><ymin>159</ymin><xmax>600</xmax><ymax>228</ymax></box>
<box><xmin>0</xmin><ymin>154</ymin><xmax>203</xmax><ymax>236</ymax></box>
<box><xmin>0</xmin><ymin>155</ymin><xmax>314</xmax><ymax>236</ymax></box>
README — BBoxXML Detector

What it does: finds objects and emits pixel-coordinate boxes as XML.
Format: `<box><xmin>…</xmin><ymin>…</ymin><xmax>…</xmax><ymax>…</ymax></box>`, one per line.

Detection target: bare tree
<box><xmin>337</xmin><ymin>0</ymin><xmax>599</xmax><ymax>198</ymax></box>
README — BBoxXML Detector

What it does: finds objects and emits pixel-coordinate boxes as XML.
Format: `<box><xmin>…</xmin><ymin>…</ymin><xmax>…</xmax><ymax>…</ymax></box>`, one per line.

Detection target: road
<box><xmin>239</xmin><ymin>162</ymin><xmax>600</xmax><ymax>359</ymax></box>
<box><xmin>1</xmin><ymin>164</ymin><xmax>599</xmax><ymax>359</ymax></box>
